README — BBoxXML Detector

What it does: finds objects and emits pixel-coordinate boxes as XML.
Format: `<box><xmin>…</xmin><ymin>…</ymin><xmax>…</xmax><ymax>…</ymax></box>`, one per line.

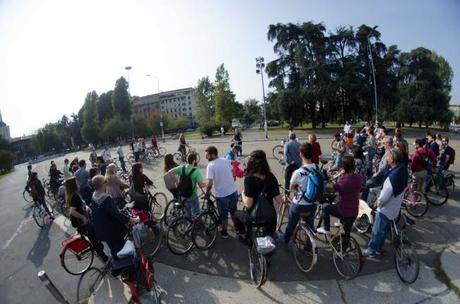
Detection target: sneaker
<box><xmin>362</xmin><ymin>248</ymin><xmax>378</xmax><ymax>258</ymax></box>
<box><xmin>316</xmin><ymin>227</ymin><xmax>331</xmax><ymax>235</ymax></box>
<box><xmin>220</xmin><ymin>230</ymin><xmax>229</xmax><ymax>239</ymax></box>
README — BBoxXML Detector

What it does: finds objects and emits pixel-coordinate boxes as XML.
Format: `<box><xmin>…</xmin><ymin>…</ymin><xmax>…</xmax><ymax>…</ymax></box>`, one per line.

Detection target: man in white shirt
<box><xmin>117</xmin><ymin>144</ymin><xmax>126</xmax><ymax>172</ymax></box>
<box><xmin>343</xmin><ymin>121</ymin><xmax>352</xmax><ymax>135</ymax></box>
<box><xmin>102</xmin><ymin>147</ymin><xmax>112</xmax><ymax>164</ymax></box>
<box><xmin>205</xmin><ymin>146</ymin><xmax>238</xmax><ymax>239</ymax></box>
<box><xmin>63</xmin><ymin>158</ymin><xmax>72</xmax><ymax>179</ymax></box>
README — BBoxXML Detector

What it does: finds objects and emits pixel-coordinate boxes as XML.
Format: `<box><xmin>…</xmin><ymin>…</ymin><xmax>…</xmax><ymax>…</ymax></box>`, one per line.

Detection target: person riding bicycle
<box><xmin>24</xmin><ymin>164</ymin><xmax>33</xmax><ymax>193</ymax></box>
<box><xmin>361</xmin><ymin>136</ymin><xmax>393</xmax><ymax>204</ymax></box>
<box><xmin>91</xmin><ymin>175</ymin><xmax>139</xmax><ymax>259</ymax></box>
<box><xmin>65</xmin><ymin>177</ymin><xmax>108</xmax><ymax>262</ymax></box>
<box><xmin>75</xmin><ymin>160</ymin><xmax>92</xmax><ymax>204</ymax></box>
<box><xmin>411</xmin><ymin>139</ymin><xmax>436</xmax><ymax>193</ymax></box>
<box><xmin>317</xmin><ymin>156</ymin><xmax>362</xmax><ymax>249</ymax></box>
<box><xmin>163</xmin><ymin>154</ymin><xmax>179</xmax><ymax>199</ymax></box>
<box><xmin>234</xmin><ymin>150</ymin><xmax>283</xmax><ymax>241</ymax></box>
<box><xmin>278</xmin><ymin>142</ymin><xmax>319</xmax><ymax>247</ymax></box>
<box><xmin>168</xmin><ymin>153</ymin><xmax>207</xmax><ymax>219</ymax></box>
<box><xmin>225</xmin><ymin>143</ymin><xmax>240</xmax><ymax>162</ymax></box>
<box><xmin>89</xmin><ymin>149</ymin><xmax>97</xmax><ymax>167</ymax></box>
<box><xmin>151</xmin><ymin>135</ymin><xmax>160</xmax><ymax>155</ymax></box>
<box><xmin>29</xmin><ymin>172</ymin><xmax>54</xmax><ymax>220</ymax></box>
<box><xmin>284</xmin><ymin>132</ymin><xmax>301</xmax><ymax>195</ymax></box>
<box><xmin>178</xmin><ymin>133</ymin><xmax>188</xmax><ymax>162</ymax></box>
<box><xmin>131</xmin><ymin>162</ymin><xmax>153</xmax><ymax>211</ymax></box>
<box><xmin>362</xmin><ymin>149</ymin><xmax>408</xmax><ymax>257</ymax></box>
<box><xmin>440</xmin><ymin>137</ymin><xmax>455</xmax><ymax>170</ymax></box>
<box><xmin>49</xmin><ymin>162</ymin><xmax>63</xmax><ymax>193</ymax></box>
<box><xmin>233</xmin><ymin>129</ymin><xmax>243</xmax><ymax>157</ymax></box>
<box><xmin>106</xmin><ymin>164</ymin><xmax>129</xmax><ymax>209</ymax></box>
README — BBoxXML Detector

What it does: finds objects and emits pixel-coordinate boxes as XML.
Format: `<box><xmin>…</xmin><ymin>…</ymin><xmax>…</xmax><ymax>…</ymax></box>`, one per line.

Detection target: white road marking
<box><xmin>1</xmin><ymin>217</ymin><xmax>33</xmax><ymax>251</ymax></box>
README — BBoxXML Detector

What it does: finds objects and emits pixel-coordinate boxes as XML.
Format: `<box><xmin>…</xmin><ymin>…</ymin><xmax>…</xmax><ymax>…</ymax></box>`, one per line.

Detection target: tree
<box><xmin>97</xmin><ymin>91</ymin><xmax>114</xmax><ymax>124</ymax></box>
<box><xmin>132</xmin><ymin>118</ymin><xmax>150</xmax><ymax>137</ymax></box>
<box><xmin>102</xmin><ymin>116</ymin><xmax>130</xmax><ymax>142</ymax></box>
<box><xmin>112</xmin><ymin>77</ymin><xmax>132</xmax><ymax>119</ymax></box>
<box><xmin>194</xmin><ymin>77</ymin><xmax>215</xmax><ymax>122</ymax></box>
<box><xmin>32</xmin><ymin>123</ymin><xmax>65</xmax><ymax>153</ymax></box>
<box><xmin>81</xmin><ymin>91</ymin><xmax>101</xmax><ymax>144</ymax></box>
<box><xmin>241</xmin><ymin>98</ymin><xmax>261</xmax><ymax>126</ymax></box>
<box><xmin>0</xmin><ymin>134</ymin><xmax>10</xmax><ymax>150</ymax></box>
<box><xmin>214</xmin><ymin>64</ymin><xmax>239</xmax><ymax>124</ymax></box>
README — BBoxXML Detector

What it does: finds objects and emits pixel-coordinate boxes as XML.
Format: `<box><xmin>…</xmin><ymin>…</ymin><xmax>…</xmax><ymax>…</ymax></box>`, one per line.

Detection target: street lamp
<box><xmin>366</xmin><ymin>26</ymin><xmax>378</xmax><ymax>125</ymax></box>
<box><xmin>125</xmin><ymin>66</ymin><xmax>134</xmax><ymax>138</ymax></box>
<box><xmin>125</xmin><ymin>66</ymin><xmax>132</xmax><ymax>95</ymax></box>
<box><xmin>256</xmin><ymin>56</ymin><xmax>268</xmax><ymax>139</ymax></box>
<box><xmin>146</xmin><ymin>74</ymin><xmax>160</xmax><ymax>93</ymax></box>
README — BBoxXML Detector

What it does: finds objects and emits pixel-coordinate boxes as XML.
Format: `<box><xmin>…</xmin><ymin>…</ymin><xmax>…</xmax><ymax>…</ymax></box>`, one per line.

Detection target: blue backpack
<box><xmin>301</xmin><ymin>165</ymin><xmax>325</xmax><ymax>203</ymax></box>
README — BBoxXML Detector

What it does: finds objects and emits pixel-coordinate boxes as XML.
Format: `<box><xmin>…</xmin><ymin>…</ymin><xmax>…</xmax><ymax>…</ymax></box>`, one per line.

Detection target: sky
<box><xmin>1</xmin><ymin>0</ymin><xmax>459</xmax><ymax>137</ymax></box>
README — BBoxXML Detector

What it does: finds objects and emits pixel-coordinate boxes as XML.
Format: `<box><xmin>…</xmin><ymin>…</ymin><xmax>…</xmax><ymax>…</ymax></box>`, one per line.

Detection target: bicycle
<box><xmin>23</xmin><ymin>189</ymin><xmax>34</xmax><ymax>204</ymax></box>
<box><xmin>425</xmin><ymin>168</ymin><xmax>450</xmax><ymax>206</ymax></box>
<box><xmin>292</xmin><ymin>193</ymin><xmax>362</xmax><ymax>279</ymax></box>
<box><xmin>148</xmin><ymin>146</ymin><xmax>167</xmax><ymax>159</ymax></box>
<box><xmin>390</xmin><ymin>214</ymin><xmax>420</xmax><ymax>284</ymax></box>
<box><xmin>32</xmin><ymin>199</ymin><xmax>54</xmax><ymax>228</ymax></box>
<box><xmin>272</xmin><ymin>140</ymin><xmax>285</xmax><ymax>161</ymax></box>
<box><xmin>173</xmin><ymin>146</ymin><xmax>200</xmax><ymax>164</ymax></box>
<box><xmin>125</xmin><ymin>185</ymin><xmax>168</xmax><ymax>222</ymax></box>
<box><xmin>192</xmin><ymin>197</ymin><xmax>221</xmax><ymax>250</ymax></box>
<box><xmin>246</xmin><ymin>223</ymin><xmax>275</xmax><ymax>287</ymax></box>
<box><xmin>60</xmin><ymin>233</ymin><xmax>95</xmax><ymax>275</ymax></box>
<box><xmin>402</xmin><ymin>177</ymin><xmax>428</xmax><ymax>218</ymax></box>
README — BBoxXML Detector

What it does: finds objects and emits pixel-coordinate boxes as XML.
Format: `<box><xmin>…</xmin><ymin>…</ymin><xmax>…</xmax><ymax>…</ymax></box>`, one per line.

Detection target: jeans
<box><xmin>332</xmin><ymin>153</ymin><xmax>343</xmax><ymax>170</ymax></box>
<box><xmin>361</xmin><ymin>175</ymin><xmax>384</xmax><ymax>204</ymax></box>
<box><xmin>184</xmin><ymin>197</ymin><xmax>200</xmax><ymax>219</ymax></box>
<box><xmin>323</xmin><ymin>204</ymin><xmax>356</xmax><ymax>248</ymax></box>
<box><xmin>413</xmin><ymin>170</ymin><xmax>427</xmax><ymax>193</ymax></box>
<box><xmin>77</xmin><ymin>223</ymin><xmax>108</xmax><ymax>261</ymax></box>
<box><xmin>367</xmin><ymin>148</ymin><xmax>376</xmax><ymax>176</ymax></box>
<box><xmin>216</xmin><ymin>191</ymin><xmax>238</xmax><ymax>221</ymax></box>
<box><xmin>119</xmin><ymin>157</ymin><xmax>126</xmax><ymax>172</ymax></box>
<box><xmin>284</xmin><ymin>163</ymin><xmax>299</xmax><ymax>195</ymax></box>
<box><xmin>367</xmin><ymin>211</ymin><xmax>391</xmax><ymax>253</ymax></box>
<box><xmin>283</xmin><ymin>203</ymin><xmax>317</xmax><ymax>244</ymax></box>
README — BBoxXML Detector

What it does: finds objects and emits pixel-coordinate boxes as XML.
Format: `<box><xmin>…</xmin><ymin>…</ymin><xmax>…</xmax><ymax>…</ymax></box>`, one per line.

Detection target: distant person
<box><xmin>105</xmin><ymin>164</ymin><xmax>129</xmax><ymax>209</ymax></box>
<box><xmin>233</xmin><ymin>129</ymin><xmax>243</xmax><ymax>156</ymax></box>
<box><xmin>331</xmin><ymin>132</ymin><xmax>345</xmax><ymax>170</ymax></box>
<box><xmin>220</xmin><ymin>126</ymin><xmax>225</xmax><ymax>137</ymax></box>
<box><xmin>225</xmin><ymin>143</ymin><xmax>240</xmax><ymax>162</ymax></box>
<box><xmin>102</xmin><ymin>147</ymin><xmax>112</xmax><ymax>164</ymax></box>
<box><xmin>75</xmin><ymin>160</ymin><xmax>91</xmax><ymax>203</ymax></box>
<box><xmin>89</xmin><ymin>149</ymin><xmax>97</xmax><ymax>167</ymax></box>
<box><xmin>343</xmin><ymin>121</ymin><xmax>352</xmax><ymax>135</ymax></box>
<box><xmin>63</xmin><ymin>158</ymin><xmax>73</xmax><ymax>179</ymax></box>
<box><xmin>178</xmin><ymin>134</ymin><xmax>188</xmax><ymax>162</ymax></box>
<box><xmin>309</xmin><ymin>134</ymin><xmax>322</xmax><ymax>165</ymax></box>
<box><xmin>426</xmin><ymin>133</ymin><xmax>439</xmax><ymax>157</ymax></box>
<box><xmin>97</xmin><ymin>156</ymin><xmax>106</xmax><ymax>177</ymax></box>
<box><xmin>117</xmin><ymin>144</ymin><xmax>126</xmax><ymax>172</ymax></box>
<box><xmin>29</xmin><ymin>172</ymin><xmax>54</xmax><ymax>219</ymax></box>
<box><xmin>283</xmin><ymin>132</ymin><xmax>301</xmax><ymax>194</ymax></box>
<box><xmin>393</xmin><ymin>128</ymin><xmax>409</xmax><ymax>153</ymax></box>
<box><xmin>131</xmin><ymin>163</ymin><xmax>153</xmax><ymax>211</ymax></box>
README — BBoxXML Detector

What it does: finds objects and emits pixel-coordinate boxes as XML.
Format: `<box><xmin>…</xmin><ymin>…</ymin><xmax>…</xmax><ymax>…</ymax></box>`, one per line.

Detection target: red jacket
<box><xmin>411</xmin><ymin>147</ymin><xmax>437</xmax><ymax>172</ymax></box>
<box><xmin>311</xmin><ymin>141</ymin><xmax>322</xmax><ymax>164</ymax></box>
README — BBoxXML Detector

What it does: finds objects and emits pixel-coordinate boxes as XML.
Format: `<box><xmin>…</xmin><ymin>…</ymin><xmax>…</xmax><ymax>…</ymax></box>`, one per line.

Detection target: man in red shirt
<box><xmin>309</xmin><ymin>134</ymin><xmax>322</xmax><ymax>164</ymax></box>
<box><xmin>411</xmin><ymin>139</ymin><xmax>437</xmax><ymax>193</ymax></box>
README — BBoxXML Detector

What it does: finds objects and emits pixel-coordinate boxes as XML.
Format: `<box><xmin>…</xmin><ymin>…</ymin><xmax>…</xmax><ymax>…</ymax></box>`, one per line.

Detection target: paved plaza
<box><xmin>1</xmin><ymin>129</ymin><xmax>460</xmax><ymax>303</ymax></box>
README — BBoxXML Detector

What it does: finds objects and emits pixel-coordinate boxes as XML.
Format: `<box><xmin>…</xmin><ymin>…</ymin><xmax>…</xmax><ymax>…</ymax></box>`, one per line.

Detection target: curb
<box><xmin>438</xmin><ymin>242</ymin><xmax>460</xmax><ymax>296</ymax></box>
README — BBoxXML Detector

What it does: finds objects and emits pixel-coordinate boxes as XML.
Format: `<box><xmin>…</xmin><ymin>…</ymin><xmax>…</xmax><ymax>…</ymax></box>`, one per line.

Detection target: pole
<box><xmin>367</xmin><ymin>26</ymin><xmax>378</xmax><ymax>125</ymax></box>
<box><xmin>160</xmin><ymin>115</ymin><xmax>165</xmax><ymax>143</ymax></box>
<box><xmin>260</xmin><ymin>70</ymin><xmax>268</xmax><ymax>139</ymax></box>
<box><xmin>38</xmin><ymin>271</ymin><xmax>70</xmax><ymax>304</ymax></box>
<box><xmin>126</xmin><ymin>66</ymin><xmax>133</xmax><ymax>138</ymax></box>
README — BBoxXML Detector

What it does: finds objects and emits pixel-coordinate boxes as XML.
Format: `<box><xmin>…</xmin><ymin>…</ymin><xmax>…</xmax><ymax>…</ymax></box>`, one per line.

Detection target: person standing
<box><xmin>117</xmin><ymin>144</ymin><xmax>126</xmax><ymax>172</ymax></box>
<box><xmin>309</xmin><ymin>134</ymin><xmax>322</xmax><ymax>165</ymax></box>
<box><xmin>426</xmin><ymin>133</ymin><xmax>439</xmax><ymax>157</ymax></box>
<box><xmin>331</xmin><ymin>132</ymin><xmax>345</xmax><ymax>170</ymax></box>
<box><xmin>233</xmin><ymin>129</ymin><xmax>243</xmax><ymax>156</ymax></box>
<box><xmin>363</xmin><ymin>149</ymin><xmax>408</xmax><ymax>257</ymax></box>
<box><xmin>220</xmin><ymin>126</ymin><xmax>225</xmax><ymax>137</ymax></box>
<box><xmin>283</xmin><ymin>132</ymin><xmax>301</xmax><ymax>195</ymax></box>
<box><xmin>178</xmin><ymin>133</ymin><xmax>188</xmax><ymax>162</ymax></box>
<box><xmin>63</xmin><ymin>159</ymin><xmax>73</xmax><ymax>179</ymax></box>
<box><xmin>89</xmin><ymin>149</ymin><xmax>97</xmax><ymax>167</ymax></box>
<box><xmin>440</xmin><ymin>137</ymin><xmax>455</xmax><ymax>170</ymax></box>
<box><xmin>205</xmin><ymin>146</ymin><xmax>239</xmax><ymax>239</ymax></box>
<box><xmin>105</xmin><ymin>164</ymin><xmax>129</xmax><ymax>209</ymax></box>
<box><xmin>411</xmin><ymin>139</ymin><xmax>437</xmax><ymax>193</ymax></box>
<box><xmin>163</xmin><ymin>154</ymin><xmax>179</xmax><ymax>199</ymax></box>
<box><xmin>343</xmin><ymin>121</ymin><xmax>352</xmax><ymax>135</ymax></box>
<box><xmin>151</xmin><ymin>135</ymin><xmax>159</xmax><ymax>155</ymax></box>
<box><xmin>75</xmin><ymin>160</ymin><xmax>91</xmax><ymax>204</ymax></box>
<box><xmin>131</xmin><ymin>163</ymin><xmax>154</xmax><ymax>211</ymax></box>
<box><xmin>102</xmin><ymin>147</ymin><xmax>112</xmax><ymax>164</ymax></box>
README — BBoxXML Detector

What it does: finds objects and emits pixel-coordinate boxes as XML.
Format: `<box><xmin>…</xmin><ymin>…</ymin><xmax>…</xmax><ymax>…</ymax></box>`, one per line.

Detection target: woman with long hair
<box><xmin>65</xmin><ymin>177</ymin><xmax>108</xmax><ymax>262</ymax></box>
<box><xmin>105</xmin><ymin>164</ymin><xmax>129</xmax><ymax>209</ymax></box>
<box><xmin>163</xmin><ymin>154</ymin><xmax>179</xmax><ymax>199</ymax></box>
<box><xmin>131</xmin><ymin>162</ymin><xmax>153</xmax><ymax>210</ymax></box>
<box><xmin>234</xmin><ymin>150</ymin><xmax>283</xmax><ymax>239</ymax></box>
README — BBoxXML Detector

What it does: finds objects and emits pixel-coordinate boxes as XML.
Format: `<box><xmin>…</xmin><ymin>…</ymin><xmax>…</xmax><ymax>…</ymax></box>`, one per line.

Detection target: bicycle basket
<box><xmin>63</xmin><ymin>235</ymin><xmax>91</xmax><ymax>255</ymax></box>
<box><xmin>255</xmin><ymin>236</ymin><xmax>276</xmax><ymax>255</ymax></box>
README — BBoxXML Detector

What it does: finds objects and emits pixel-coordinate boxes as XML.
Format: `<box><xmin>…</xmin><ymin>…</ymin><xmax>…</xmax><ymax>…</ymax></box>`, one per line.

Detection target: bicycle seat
<box><xmin>320</xmin><ymin>159</ymin><xmax>328</xmax><ymax>165</ymax></box>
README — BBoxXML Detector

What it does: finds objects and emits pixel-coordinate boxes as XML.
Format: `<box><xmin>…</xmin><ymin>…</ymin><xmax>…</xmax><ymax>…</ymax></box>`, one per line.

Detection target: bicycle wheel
<box><xmin>76</xmin><ymin>267</ymin><xmax>105</xmax><ymax>303</ymax></box>
<box><xmin>151</xmin><ymin>192</ymin><xmax>168</xmax><ymax>221</ymax></box>
<box><xmin>426</xmin><ymin>182</ymin><xmax>449</xmax><ymax>206</ymax></box>
<box><xmin>23</xmin><ymin>189</ymin><xmax>33</xmax><ymax>203</ymax></box>
<box><xmin>158</xmin><ymin>147</ymin><xmax>167</xmax><ymax>157</ymax></box>
<box><xmin>272</xmin><ymin>145</ymin><xmax>284</xmax><ymax>161</ymax></box>
<box><xmin>395</xmin><ymin>240</ymin><xmax>419</xmax><ymax>284</ymax></box>
<box><xmin>292</xmin><ymin>226</ymin><xmax>317</xmax><ymax>273</ymax></box>
<box><xmin>248</xmin><ymin>241</ymin><xmax>267</xmax><ymax>287</ymax></box>
<box><xmin>143</xmin><ymin>223</ymin><xmax>163</xmax><ymax>257</ymax></box>
<box><xmin>332</xmin><ymin>235</ymin><xmax>362</xmax><ymax>280</ymax></box>
<box><xmin>353</xmin><ymin>214</ymin><xmax>371</xmax><ymax>234</ymax></box>
<box><xmin>162</xmin><ymin>200</ymin><xmax>184</xmax><ymax>228</ymax></box>
<box><xmin>173</xmin><ymin>152</ymin><xmax>183</xmax><ymax>164</ymax></box>
<box><xmin>61</xmin><ymin>238</ymin><xmax>94</xmax><ymax>275</ymax></box>
<box><xmin>32</xmin><ymin>205</ymin><xmax>46</xmax><ymax>228</ymax></box>
<box><xmin>192</xmin><ymin>211</ymin><xmax>218</xmax><ymax>250</ymax></box>
<box><xmin>166</xmin><ymin>217</ymin><xmax>194</xmax><ymax>255</ymax></box>
<box><xmin>276</xmin><ymin>203</ymin><xmax>287</xmax><ymax>231</ymax></box>
<box><xmin>404</xmin><ymin>191</ymin><xmax>428</xmax><ymax>217</ymax></box>
<box><xmin>195</xmin><ymin>153</ymin><xmax>201</xmax><ymax>163</ymax></box>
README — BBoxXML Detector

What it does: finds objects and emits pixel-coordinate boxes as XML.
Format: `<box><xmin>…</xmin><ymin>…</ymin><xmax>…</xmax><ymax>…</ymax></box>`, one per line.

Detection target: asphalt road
<box><xmin>1</xmin><ymin>129</ymin><xmax>459</xmax><ymax>303</ymax></box>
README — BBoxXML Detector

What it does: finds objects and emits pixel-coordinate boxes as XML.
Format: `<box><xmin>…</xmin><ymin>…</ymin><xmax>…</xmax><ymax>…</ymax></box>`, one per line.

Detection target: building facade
<box><xmin>0</xmin><ymin>111</ymin><xmax>11</xmax><ymax>140</ymax></box>
<box><xmin>132</xmin><ymin>87</ymin><xmax>196</xmax><ymax>120</ymax></box>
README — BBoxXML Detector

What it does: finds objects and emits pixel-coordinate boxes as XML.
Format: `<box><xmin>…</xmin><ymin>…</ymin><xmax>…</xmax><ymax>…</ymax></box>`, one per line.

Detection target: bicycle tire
<box><xmin>158</xmin><ymin>147</ymin><xmax>167</xmax><ymax>157</ymax></box>
<box><xmin>23</xmin><ymin>189</ymin><xmax>33</xmax><ymax>203</ymax></box>
<box><xmin>61</xmin><ymin>237</ymin><xmax>94</xmax><ymax>275</ymax></box>
<box><xmin>293</xmin><ymin>226</ymin><xmax>317</xmax><ymax>273</ymax></box>
<box><xmin>173</xmin><ymin>152</ymin><xmax>183</xmax><ymax>164</ymax></box>
<box><xmin>195</xmin><ymin>152</ymin><xmax>201</xmax><ymax>163</ymax></box>
<box><xmin>162</xmin><ymin>199</ymin><xmax>184</xmax><ymax>228</ymax></box>
<box><xmin>144</xmin><ymin>223</ymin><xmax>163</xmax><ymax>257</ymax></box>
<box><xmin>151</xmin><ymin>192</ymin><xmax>168</xmax><ymax>221</ymax></box>
<box><xmin>353</xmin><ymin>214</ymin><xmax>371</xmax><ymax>234</ymax></box>
<box><xmin>426</xmin><ymin>183</ymin><xmax>449</xmax><ymax>206</ymax></box>
<box><xmin>272</xmin><ymin>144</ymin><xmax>284</xmax><ymax>161</ymax></box>
<box><xmin>192</xmin><ymin>211</ymin><xmax>218</xmax><ymax>250</ymax></box>
<box><xmin>395</xmin><ymin>240</ymin><xmax>419</xmax><ymax>284</ymax></box>
<box><xmin>276</xmin><ymin>203</ymin><xmax>287</xmax><ymax>231</ymax></box>
<box><xmin>332</xmin><ymin>235</ymin><xmax>362</xmax><ymax>280</ymax></box>
<box><xmin>76</xmin><ymin>267</ymin><xmax>105</xmax><ymax>303</ymax></box>
<box><xmin>32</xmin><ymin>205</ymin><xmax>46</xmax><ymax>228</ymax></box>
<box><xmin>248</xmin><ymin>242</ymin><xmax>267</xmax><ymax>288</ymax></box>
<box><xmin>166</xmin><ymin>217</ymin><xmax>194</xmax><ymax>255</ymax></box>
<box><xmin>404</xmin><ymin>191</ymin><xmax>428</xmax><ymax>217</ymax></box>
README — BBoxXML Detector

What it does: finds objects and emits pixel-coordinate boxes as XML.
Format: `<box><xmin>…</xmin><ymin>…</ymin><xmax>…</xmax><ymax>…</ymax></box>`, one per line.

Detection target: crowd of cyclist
<box><xmin>23</xmin><ymin>122</ymin><xmax>456</xmax><ymax>278</ymax></box>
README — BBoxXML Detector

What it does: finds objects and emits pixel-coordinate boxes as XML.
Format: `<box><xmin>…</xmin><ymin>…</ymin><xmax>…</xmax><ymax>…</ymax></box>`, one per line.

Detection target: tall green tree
<box><xmin>112</xmin><ymin>77</ymin><xmax>131</xmax><ymax>119</ymax></box>
<box><xmin>81</xmin><ymin>91</ymin><xmax>101</xmax><ymax>144</ymax></box>
<box><xmin>242</xmin><ymin>98</ymin><xmax>261</xmax><ymax>125</ymax></box>
<box><xmin>97</xmin><ymin>91</ymin><xmax>114</xmax><ymax>124</ymax></box>
<box><xmin>214</xmin><ymin>64</ymin><xmax>238</xmax><ymax>124</ymax></box>
<box><xmin>194</xmin><ymin>77</ymin><xmax>215</xmax><ymax>122</ymax></box>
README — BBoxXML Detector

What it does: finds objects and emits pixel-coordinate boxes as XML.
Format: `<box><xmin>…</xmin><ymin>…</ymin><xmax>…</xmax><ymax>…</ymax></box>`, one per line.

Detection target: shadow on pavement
<box><xmin>26</xmin><ymin>224</ymin><xmax>51</xmax><ymax>268</ymax></box>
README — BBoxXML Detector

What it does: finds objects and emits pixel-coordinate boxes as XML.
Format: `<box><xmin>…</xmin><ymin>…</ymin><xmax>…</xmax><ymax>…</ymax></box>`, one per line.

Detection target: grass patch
<box><xmin>434</xmin><ymin>250</ymin><xmax>460</xmax><ymax>297</ymax></box>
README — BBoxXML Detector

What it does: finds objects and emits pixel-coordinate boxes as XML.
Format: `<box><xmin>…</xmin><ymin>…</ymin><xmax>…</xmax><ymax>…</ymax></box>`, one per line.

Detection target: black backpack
<box><xmin>419</xmin><ymin>151</ymin><xmax>430</xmax><ymax>168</ymax></box>
<box><xmin>177</xmin><ymin>167</ymin><xmax>196</xmax><ymax>198</ymax></box>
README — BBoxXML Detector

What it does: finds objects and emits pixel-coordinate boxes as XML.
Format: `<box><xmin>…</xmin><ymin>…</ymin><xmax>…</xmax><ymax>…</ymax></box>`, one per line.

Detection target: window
<box><xmin>188</xmin><ymin>96</ymin><xmax>191</xmax><ymax>99</ymax></box>
<box><xmin>188</xmin><ymin>101</ymin><xmax>191</xmax><ymax>105</ymax></box>
<box><xmin>189</xmin><ymin>107</ymin><xmax>192</xmax><ymax>111</ymax></box>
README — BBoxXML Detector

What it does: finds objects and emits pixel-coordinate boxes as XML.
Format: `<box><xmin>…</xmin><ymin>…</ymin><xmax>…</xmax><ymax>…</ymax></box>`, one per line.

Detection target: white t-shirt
<box><xmin>102</xmin><ymin>149</ymin><xmax>111</xmax><ymax>162</ymax></box>
<box><xmin>117</xmin><ymin>146</ymin><xmax>124</xmax><ymax>158</ymax></box>
<box><xmin>206</xmin><ymin>157</ymin><xmax>237</xmax><ymax>198</ymax></box>
<box><xmin>290</xmin><ymin>163</ymin><xmax>318</xmax><ymax>205</ymax></box>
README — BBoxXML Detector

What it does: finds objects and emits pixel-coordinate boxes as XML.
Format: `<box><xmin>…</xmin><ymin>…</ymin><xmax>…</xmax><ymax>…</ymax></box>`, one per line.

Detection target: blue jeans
<box><xmin>361</xmin><ymin>175</ymin><xmax>384</xmax><ymax>204</ymax></box>
<box><xmin>216</xmin><ymin>191</ymin><xmax>238</xmax><ymax>221</ymax></box>
<box><xmin>184</xmin><ymin>197</ymin><xmax>200</xmax><ymax>219</ymax></box>
<box><xmin>283</xmin><ymin>203</ymin><xmax>317</xmax><ymax>244</ymax></box>
<box><xmin>367</xmin><ymin>211</ymin><xmax>391</xmax><ymax>253</ymax></box>
<box><xmin>333</xmin><ymin>153</ymin><xmax>343</xmax><ymax>170</ymax></box>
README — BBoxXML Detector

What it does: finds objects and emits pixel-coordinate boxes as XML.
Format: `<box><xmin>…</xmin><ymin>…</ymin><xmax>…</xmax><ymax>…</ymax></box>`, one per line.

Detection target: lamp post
<box><xmin>256</xmin><ymin>57</ymin><xmax>268</xmax><ymax>139</ymax></box>
<box><xmin>160</xmin><ymin>114</ymin><xmax>165</xmax><ymax>142</ymax></box>
<box><xmin>366</xmin><ymin>26</ymin><xmax>378</xmax><ymax>125</ymax></box>
<box><xmin>125</xmin><ymin>66</ymin><xmax>134</xmax><ymax>138</ymax></box>
<box><xmin>146</xmin><ymin>74</ymin><xmax>160</xmax><ymax>93</ymax></box>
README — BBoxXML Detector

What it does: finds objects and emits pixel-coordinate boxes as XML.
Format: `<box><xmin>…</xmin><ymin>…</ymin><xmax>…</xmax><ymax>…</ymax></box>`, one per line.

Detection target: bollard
<box><xmin>37</xmin><ymin>270</ymin><xmax>70</xmax><ymax>304</ymax></box>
